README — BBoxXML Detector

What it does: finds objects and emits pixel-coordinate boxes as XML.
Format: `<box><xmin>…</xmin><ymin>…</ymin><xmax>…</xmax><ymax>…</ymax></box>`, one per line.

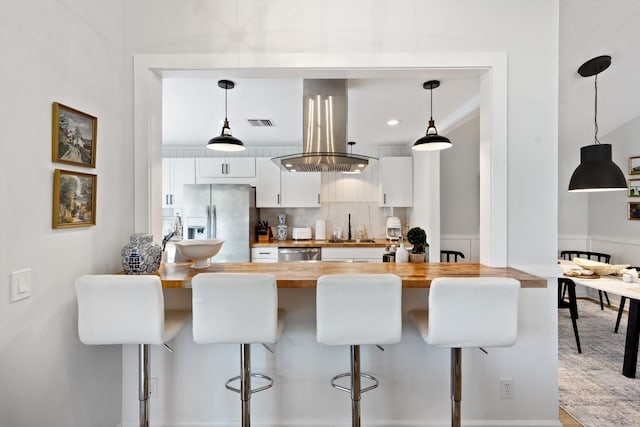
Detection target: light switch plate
<box><xmin>10</xmin><ymin>268</ymin><xmax>32</xmax><ymax>302</ymax></box>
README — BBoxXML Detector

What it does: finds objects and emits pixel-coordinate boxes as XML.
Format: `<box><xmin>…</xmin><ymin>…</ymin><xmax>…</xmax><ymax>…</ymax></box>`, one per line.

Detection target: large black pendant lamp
<box><xmin>568</xmin><ymin>56</ymin><xmax>626</xmax><ymax>192</ymax></box>
<box><xmin>206</xmin><ymin>79</ymin><xmax>246</xmax><ymax>152</ymax></box>
<box><xmin>412</xmin><ymin>80</ymin><xmax>452</xmax><ymax>151</ymax></box>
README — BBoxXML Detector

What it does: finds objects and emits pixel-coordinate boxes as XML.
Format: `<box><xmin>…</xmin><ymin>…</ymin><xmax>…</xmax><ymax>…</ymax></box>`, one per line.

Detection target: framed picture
<box><xmin>628</xmin><ymin>202</ymin><xmax>640</xmax><ymax>221</ymax></box>
<box><xmin>52</xmin><ymin>102</ymin><xmax>97</xmax><ymax>168</ymax></box>
<box><xmin>630</xmin><ymin>156</ymin><xmax>640</xmax><ymax>176</ymax></box>
<box><xmin>629</xmin><ymin>179</ymin><xmax>640</xmax><ymax>197</ymax></box>
<box><xmin>52</xmin><ymin>169</ymin><xmax>97</xmax><ymax>228</ymax></box>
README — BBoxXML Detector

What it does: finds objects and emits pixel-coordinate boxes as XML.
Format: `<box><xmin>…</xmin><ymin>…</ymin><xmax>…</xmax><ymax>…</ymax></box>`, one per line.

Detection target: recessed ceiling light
<box><xmin>387</xmin><ymin>119</ymin><xmax>400</xmax><ymax>126</ymax></box>
<box><xmin>285</xmin><ymin>163</ymin><xmax>292</xmax><ymax>168</ymax></box>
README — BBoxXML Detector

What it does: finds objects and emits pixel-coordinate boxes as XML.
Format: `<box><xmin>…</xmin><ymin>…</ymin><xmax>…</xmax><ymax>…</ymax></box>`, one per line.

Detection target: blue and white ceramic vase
<box><xmin>121</xmin><ymin>233</ymin><xmax>162</xmax><ymax>274</ymax></box>
<box><xmin>277</xmin><ymin>214</ymin><xmax>287</xmax><ymax>240</ymax></box>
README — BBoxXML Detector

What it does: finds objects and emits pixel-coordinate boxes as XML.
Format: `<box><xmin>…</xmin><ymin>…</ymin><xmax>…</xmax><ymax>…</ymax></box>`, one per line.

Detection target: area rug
<box><xmin>558</xmin><ymin>299</ymin><xmax>640</xmax><ymax>426</ymax></box>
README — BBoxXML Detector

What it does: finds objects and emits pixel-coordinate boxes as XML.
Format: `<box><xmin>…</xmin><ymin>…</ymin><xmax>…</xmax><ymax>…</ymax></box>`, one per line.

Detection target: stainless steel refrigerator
<box><xmin>182</xmin><ymin>184</ymin><xmax>257</xmax><ymax>262</ymax></box>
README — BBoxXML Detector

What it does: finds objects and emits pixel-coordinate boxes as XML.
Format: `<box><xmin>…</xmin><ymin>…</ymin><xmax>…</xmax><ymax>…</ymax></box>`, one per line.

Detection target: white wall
<box><xmin>123</xmin><ymin>1</ymin><xmax>560</xmax><ymax>426</ymax></box>
<box><xmin>0</xmin><ymin>1</ymin><xmax>129</xmax><ymax>426</ymax></box>
<box><xmin>440</xmin><ymin>115</ymin><xmax>480</xmax><ymax>261</ymax></box>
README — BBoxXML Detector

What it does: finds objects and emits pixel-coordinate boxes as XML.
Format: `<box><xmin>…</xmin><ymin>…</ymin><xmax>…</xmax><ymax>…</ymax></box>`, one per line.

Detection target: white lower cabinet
<box><xmin>321</xmin><ymin>247</ymin><xmax>385</xmax><ymax>262</ymax></box>
<box><xmin>251</xmin><ymin>247</ymin><xmax>278</xmax><ymax>263</ymax></box>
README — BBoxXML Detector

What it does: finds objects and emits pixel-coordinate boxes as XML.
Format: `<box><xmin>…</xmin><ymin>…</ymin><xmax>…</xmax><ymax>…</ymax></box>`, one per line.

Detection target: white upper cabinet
<box><xmin>255</xmin><ymin>158</ymin><xmax>321</xmax><ymax>208</ymax></box>
<box><xmin>196</xmin><ymin>157</ymin><xmax>255</xmax><ymax>178</ymax></box>
<box><xmin>162</xmin><ymin>158</ymin><xmax>195</xmax><ymax>207</ymax></box>
<box><xmin>256</xmin><ymin>158</ymin><xmax>282</xmax><ymax>207</ymax></box>
<box><xmin>281</xmin><ymin>171</ymin><xmax>321</xmax><ymax>207</ymax></box>
<box><xmin>379</xmin><ymin>157</ymin><xmax>413</xmax><ymax>207</ymax></box>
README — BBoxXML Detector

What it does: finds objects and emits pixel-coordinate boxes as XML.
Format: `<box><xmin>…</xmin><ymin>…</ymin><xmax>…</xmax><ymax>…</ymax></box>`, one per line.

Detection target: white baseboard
<box><xmin>121</xmin><ymin>419</ymin><xmax>562</xmax><ymax>427</ymax></box>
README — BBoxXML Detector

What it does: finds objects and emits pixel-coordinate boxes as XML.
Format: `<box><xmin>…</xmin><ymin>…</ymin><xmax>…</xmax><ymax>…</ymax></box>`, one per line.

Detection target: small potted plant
<box><xmin>407</xmin><ymin>226</ymin><xmax>428</xmax><ymax>262</ymax></box>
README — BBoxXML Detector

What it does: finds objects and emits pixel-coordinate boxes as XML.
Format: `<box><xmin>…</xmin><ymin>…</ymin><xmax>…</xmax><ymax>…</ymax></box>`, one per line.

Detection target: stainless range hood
<box><xmin>272</xmin><ymin>79</ymin><xmax>376</xmax><ymax>173</ymax></box>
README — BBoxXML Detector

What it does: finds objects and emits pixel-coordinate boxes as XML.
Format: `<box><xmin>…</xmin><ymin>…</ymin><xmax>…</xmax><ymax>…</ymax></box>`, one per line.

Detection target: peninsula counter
<box><xmin>158</xmin><ymin>261</ymin><xmax>547</xmax><ymax>289</ymax></box>
<box><xmin>124</xmin><ymin>262</ymin><xmax>555</xmax><ymax>426</ymax></box>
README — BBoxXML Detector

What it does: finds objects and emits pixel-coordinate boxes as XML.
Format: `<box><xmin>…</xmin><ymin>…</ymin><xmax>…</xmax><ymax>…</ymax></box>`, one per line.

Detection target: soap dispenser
<box><xmin>395</xmin><ymin>238</ymin><xmax>409</xmax><ymax>263</ymax></box>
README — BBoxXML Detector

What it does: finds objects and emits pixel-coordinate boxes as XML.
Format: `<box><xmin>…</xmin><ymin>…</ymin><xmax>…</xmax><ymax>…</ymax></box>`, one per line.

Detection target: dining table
<box><xmin>560</xmin><ymin>262</ymin><xmax>640</xmax><ymax>378</ymax></box>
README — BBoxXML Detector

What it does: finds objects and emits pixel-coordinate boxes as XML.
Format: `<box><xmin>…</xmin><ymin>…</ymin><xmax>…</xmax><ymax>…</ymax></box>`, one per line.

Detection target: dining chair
<box><xmin>614</xmin><ymin>266</ymin><xmax>640</xmax><ymax>334</ymax></box>
<box><xmin>558</xmin><ymin>277</ymin><xmax>581</xmax><ymax>353</ymax></box>
<box><xmin>440</xmin><ymin>250</ymin><xmax>466</xmax><ymax>262</ymax></box>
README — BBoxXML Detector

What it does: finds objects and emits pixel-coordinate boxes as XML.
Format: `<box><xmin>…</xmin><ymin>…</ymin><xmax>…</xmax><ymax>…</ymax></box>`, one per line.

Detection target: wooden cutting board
<box><xmin>564</xmin><ymin>272</ymin><xmax>601</xmax><ymax>279</ymax></box>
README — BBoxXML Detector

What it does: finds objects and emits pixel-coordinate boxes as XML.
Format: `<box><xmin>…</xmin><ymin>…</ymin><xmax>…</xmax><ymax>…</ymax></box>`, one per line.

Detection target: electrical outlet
<box><xmin>150</xmin><ymin>378</ymin><xmax>158</xmax><ymax>399</ymax></box>
<box><xmin>500</xmin><ymin>378</ymin><xmax>514</xmax><ymax>399</ymax></box>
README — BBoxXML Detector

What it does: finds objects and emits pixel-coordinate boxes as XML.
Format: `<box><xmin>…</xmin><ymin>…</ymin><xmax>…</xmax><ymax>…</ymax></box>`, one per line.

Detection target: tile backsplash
<box><xmin>260</xmin><ymin>202</ymin><xmax>408</xmax><ymax>240</ymax></box>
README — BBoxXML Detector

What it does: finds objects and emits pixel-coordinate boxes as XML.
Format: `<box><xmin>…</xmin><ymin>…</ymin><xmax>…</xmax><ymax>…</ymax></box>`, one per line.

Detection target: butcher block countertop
<box><xmin>251</xmin><ymin>239</ymin><xmax>388</xmax><ymax>248</ymax></box>
<box><xmin>158</xmin><ymin>262</ymin><xmax>546</xmax><ymax>289</ymax></box>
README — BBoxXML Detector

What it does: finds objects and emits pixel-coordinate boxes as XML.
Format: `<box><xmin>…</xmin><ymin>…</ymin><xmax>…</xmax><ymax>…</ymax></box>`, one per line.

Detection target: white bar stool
<box><xmin>75</xmin><ymin>274</ymin><xmax>191</xmax><ymax>427</ymax></box>
<box><xmin>191</xmin><ymin>273</ymin><xmax>284</xmax><ymax>427</ymax></box>
<box><xmin>316</xmin><ymin>274</ymin><xmax>402</xmax><ymax>427</ymax></box>
<box><xmin>409</xmin><ymin>277</ymin><xmax>520</xmax><ymax>427</ymax></box>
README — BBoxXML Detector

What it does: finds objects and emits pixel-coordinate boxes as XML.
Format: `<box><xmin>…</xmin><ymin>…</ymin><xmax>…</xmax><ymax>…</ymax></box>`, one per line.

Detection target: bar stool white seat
<box><xmin>316</xmin><ymin>274</ymin><xmax>402</xmax><ymax>427</ymax></box>
<box><xmin>191</xmin><ymin>273</ymin><xmax>284</xmax><ymax>427</ymax></box>
<box><xmin>409</xmin><ymin>277</ymin><xmax>520</xmax><ymax>427</ymax></box>
<box><xmin>75</xmin><ymin>274</ymin><xmax>191</xmax><ymax>427</ymax></box>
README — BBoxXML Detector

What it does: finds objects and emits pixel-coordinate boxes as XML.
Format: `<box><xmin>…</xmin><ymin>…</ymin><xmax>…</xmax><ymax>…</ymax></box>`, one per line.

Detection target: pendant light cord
<box><xmin>429</xmin><ymin>87</ymin><xmax>434</xmax><ymax>120</ymax></box>
<box><xmin>224</xmin><ymin>85</ymin><xmax>228</xmax><ymax>121</ymax></box>
<box><xmin>594</xmin><ymin>74</ymin><xmax>600</xmax><ymax>144</ymax></box>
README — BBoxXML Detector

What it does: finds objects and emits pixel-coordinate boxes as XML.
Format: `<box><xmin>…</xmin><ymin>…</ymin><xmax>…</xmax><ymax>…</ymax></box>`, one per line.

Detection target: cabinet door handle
<box><xmin>165</xmin><ymin>195</ymin><xmax>169</xmax><ymax>205</ymax></box>
<box><xmin>317</xmin><ymin>194</ymin><xmax>320</xmax><ymax>204</ymax></box>
<box><xmin>221</xmin><ymin>163</ymin><xmax>225</xmax><ymax>175</ymax></box>
<box><xmin>225</xmin><ymin>163</ymin><xmax>230</xmax><ymax>175</ymax></box>
<box><xmin>170</xmin><ymin>194</ymin><xmax>174</xmax><ymax>205</ymax></box>
<box><xmin>277</xmin><ymin>194</ymin><xmax>280</xmax><ymax>205</ymax></box>
<box><xmin>384</xmin><ymin>194</ymin><xmax>387</xmax><ymax>204</ymax></box>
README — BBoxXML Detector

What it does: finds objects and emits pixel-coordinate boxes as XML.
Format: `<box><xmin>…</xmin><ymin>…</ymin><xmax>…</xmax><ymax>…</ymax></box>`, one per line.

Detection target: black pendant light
<box><xmin>206</xmin><ymin>79</ymin><xmax>246</xmax><ymax>152</ymax></box>
<box><xmin>412</xmin><ymin>80</ymin><xmax>452</xmax><ymax>151</ymax></box>
<box><xmin>568</xmin><ymin>56</ymin><xmax>625</xmax><ymax>192</ymax></box>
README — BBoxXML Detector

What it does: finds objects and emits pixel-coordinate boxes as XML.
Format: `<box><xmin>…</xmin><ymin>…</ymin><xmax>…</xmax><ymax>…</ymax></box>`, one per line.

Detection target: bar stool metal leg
<box><xmin>451</xmin><ymin>348</ymin><xmax>462</xmax><ymax>427</ymax></box>
<box><xmin>241</xmin><ymin>344</ymin><xmax>251</xmax><ymax>427</ymax></box>
<box><xmin>350</xmin><ymin>345</ymin><xmax>361</xmax><ymax>427</ymax></box>
<box><xmin>138</xmin><ymin>344</ymin><xmax>150</xmax><ymax>427</ymax></box>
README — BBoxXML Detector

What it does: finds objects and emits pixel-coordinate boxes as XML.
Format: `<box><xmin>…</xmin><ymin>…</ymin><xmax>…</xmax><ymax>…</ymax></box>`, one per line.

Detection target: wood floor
<box><xmin>560</xmin><ymin>407</ymin><xmax>583</xmax><ymax>426</ymax></box>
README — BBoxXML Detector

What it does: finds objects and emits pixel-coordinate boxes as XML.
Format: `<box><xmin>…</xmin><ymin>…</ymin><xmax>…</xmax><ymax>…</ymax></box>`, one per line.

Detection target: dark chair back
<box><xmin>440</xmin><ymin>250</ymin><xmax>466</xmax><ymax>263</ymax></box>
<box><xmin>560</xmin><ymin>250</ymin><xmax>611</xmax><ymax>264</ymax></box>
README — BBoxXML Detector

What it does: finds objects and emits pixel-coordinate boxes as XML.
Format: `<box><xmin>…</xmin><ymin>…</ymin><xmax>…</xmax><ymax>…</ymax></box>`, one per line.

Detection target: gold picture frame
<box><xmin>52</xmin><ymin>169</ymin><xmax>97</xmax><ymax>228</ymax></box>
<box><xmin>629</xmin><ymin>179</ymin><xmax>640</xmax><ymax>197</ymax></box>
<box><xmin>628</xmin><ymin>202</ymin><xmax>640</xmax><ymax>221</ymax></box>
<box><xmin>52</xmin><ymin>102</ymin><xmax>97</xmax><ymax>168</ymax></box>
<box><xmin>629</xmin><ymin>156</ymin><xmax>640</xmax><ymax>176</ymax></box>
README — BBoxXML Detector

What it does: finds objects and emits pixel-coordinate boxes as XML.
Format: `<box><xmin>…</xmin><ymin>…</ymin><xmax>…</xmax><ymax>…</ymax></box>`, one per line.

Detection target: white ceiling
<box><xmin>162</xmin><ymin>72</ymin><xmax>482</xmax><ymax>149</ymax></box>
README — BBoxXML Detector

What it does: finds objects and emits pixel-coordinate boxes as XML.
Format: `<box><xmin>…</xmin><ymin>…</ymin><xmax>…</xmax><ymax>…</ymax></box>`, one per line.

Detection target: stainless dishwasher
<box><xmin>277</xmin><ymin>247</ymin><xmax>321</xmax><ymax>262</ymax></box>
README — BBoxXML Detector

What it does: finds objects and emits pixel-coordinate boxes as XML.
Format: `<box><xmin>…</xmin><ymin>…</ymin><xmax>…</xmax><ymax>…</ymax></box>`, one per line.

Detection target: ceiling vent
<box><xmin>247</xmin><ymin>119</ymin><xmax>275</xmax><ymax>127</ymax></box>
<box><xmin>271</xmin><ymin>79</ymin><xmax>376</xmax><ymax>173</ymax></box>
